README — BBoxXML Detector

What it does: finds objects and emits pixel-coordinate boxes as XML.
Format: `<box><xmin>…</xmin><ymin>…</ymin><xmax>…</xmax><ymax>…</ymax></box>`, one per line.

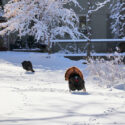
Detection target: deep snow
<box><xmin>0</xmin><ymin>51</ymin><xmax>125</xmax><ymax>125</ymax></box>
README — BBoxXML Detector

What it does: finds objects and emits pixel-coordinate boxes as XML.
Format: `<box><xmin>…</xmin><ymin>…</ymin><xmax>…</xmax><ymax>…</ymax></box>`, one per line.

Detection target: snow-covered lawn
<box><xmin>0</xmin><ymin>51</ymin><xmax>125</xmax><ymax>125</ymax></box>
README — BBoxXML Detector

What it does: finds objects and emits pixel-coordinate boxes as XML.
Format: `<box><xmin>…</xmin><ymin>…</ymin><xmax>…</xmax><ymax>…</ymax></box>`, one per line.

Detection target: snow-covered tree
<box><xmin>110</xmin><ymin>0</ymin><xmax>125</xmax><ymax>38</ymax></box>
<box><xmin>0</xmin><ymin>0</ymin><xmax>82</xmax><ymax>46</ymax></box>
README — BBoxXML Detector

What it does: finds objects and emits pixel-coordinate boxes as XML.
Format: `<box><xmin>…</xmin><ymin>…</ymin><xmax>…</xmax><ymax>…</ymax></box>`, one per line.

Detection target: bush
<box><xmin>86</xmin><ymin>53</ymin><xmax>125</xmax><ymax>88</ymax></box>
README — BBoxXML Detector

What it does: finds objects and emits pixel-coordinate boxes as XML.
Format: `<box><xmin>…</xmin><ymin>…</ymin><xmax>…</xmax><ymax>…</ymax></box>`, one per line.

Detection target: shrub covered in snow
<box><xmin>87</xmin><ymin>53</ymin><xmax>125</xmax><ymax>88</ymax></box>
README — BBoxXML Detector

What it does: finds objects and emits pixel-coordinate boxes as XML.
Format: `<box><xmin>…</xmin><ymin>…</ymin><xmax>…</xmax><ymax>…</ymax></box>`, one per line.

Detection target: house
<box><xmin>71</xmin><ymin>0</ymin><xmax>112</xmax><ymax>39</ymax></box>
<box><xmin>0</xmin><ymin>0</ymin><xmax>124</xmax><ymax>53</ymax></box>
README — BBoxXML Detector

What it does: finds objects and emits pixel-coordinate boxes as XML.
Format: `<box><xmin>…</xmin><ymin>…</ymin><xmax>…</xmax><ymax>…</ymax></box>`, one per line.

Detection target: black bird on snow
<box><xmin>21</xmin><ymin>61</ymin><xmax>35</xmax><ymax>72</ymax></box>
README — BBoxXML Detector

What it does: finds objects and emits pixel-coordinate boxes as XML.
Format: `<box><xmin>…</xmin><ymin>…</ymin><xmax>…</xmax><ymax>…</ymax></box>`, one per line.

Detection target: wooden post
<box><xmin>7</xmin><ymin>34</ymin><xmax>10</xmax><ymax>50</ymax></box>
<box><xmin>87</xmin><ymin>39</ymin><xmax>91</xmax><ymax>57</ymax></box>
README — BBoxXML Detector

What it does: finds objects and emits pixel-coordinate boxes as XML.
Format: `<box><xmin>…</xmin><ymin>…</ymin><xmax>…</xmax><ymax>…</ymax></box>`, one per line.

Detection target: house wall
<box><xmin>71</xmin><ymin>0</ymin><xmax>112</xmax><ymax>52</ymax></box>
<box><xmin>76</xmin><ymin>0</ymin><xmax>111</xmax><ymax>39</ymax></box>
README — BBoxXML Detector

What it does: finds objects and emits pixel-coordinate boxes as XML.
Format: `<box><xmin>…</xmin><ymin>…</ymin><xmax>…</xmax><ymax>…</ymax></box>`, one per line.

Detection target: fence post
<box><xmin>87</xmin><ymin>39</ymin><xmax>91</xmax><ymax>57</ymax></box>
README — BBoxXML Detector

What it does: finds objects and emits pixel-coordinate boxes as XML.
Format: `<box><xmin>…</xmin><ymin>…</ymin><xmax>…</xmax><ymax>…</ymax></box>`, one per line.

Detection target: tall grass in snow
<box><xmin>87</xmin><ymin>53</ymin><xmax>125</xmax><ymax>88</ymax></box>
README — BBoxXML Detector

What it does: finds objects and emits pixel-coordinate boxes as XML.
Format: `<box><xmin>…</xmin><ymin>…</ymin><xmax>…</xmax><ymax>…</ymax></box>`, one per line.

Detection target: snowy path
<box><xmin>0</xmin><ymin>52</ymin><xmax>125</xmax><ymax>125</ymax></box>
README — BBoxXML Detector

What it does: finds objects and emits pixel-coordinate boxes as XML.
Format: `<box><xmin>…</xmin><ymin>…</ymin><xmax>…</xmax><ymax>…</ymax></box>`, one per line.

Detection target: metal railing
<box><xmin>50</xmin><ymin>39</ymin><xmax>125</xmax><ymax>56</ymax></box>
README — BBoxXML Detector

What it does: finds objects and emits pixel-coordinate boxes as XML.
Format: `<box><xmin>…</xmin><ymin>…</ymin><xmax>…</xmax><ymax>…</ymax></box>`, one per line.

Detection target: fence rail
<box><xmin>51</xmin><ymin>39</ymin><xmax>125</xmax><ymax>43</ymax></box>
<box><xmin>50</xmin><ymin>39</ymin><xmax>125</xmax><ymax>55</ymax></box>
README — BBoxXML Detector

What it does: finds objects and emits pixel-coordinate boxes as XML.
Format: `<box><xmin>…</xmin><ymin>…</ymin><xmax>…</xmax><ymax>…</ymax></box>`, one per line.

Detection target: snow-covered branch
<box><xmin>0</xmin><ymin>0</ymin><xmax>82</xmax><ymax>44</ymax></box>
<box><xmin>110</xmin><ymin>0</ymin><xmax>125</xmax><ymax>38</ymax></box>
<box><xmin>88</xmin><ymin>0</ymin><xmax>111</xmax><ymax>14</ymax></box>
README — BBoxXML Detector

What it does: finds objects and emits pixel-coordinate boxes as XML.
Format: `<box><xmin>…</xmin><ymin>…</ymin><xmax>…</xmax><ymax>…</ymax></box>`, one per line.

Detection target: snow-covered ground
<box><xmin>0</xmin><ymin>51</ymin><xmax>125</xmax><ymax>125</ymax></box>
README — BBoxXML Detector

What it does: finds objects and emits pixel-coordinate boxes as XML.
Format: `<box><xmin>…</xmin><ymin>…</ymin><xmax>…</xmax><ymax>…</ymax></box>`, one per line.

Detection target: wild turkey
<box><xmin>65</xmin><ymin>66</ymin><xmax>86</xmax><ymax>92</ymax></box>
<box><xmin>21</xmin><ymin>61</ymin><xmax>35</xmax><ymax>72</ymax></box>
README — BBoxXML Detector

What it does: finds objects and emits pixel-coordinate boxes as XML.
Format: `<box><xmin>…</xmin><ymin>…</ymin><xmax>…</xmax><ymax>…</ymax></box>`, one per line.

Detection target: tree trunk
<box><xmin>86</xmin><ymin>0</ymin><xmax>92</xmax><ymax>57</ymax></box>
